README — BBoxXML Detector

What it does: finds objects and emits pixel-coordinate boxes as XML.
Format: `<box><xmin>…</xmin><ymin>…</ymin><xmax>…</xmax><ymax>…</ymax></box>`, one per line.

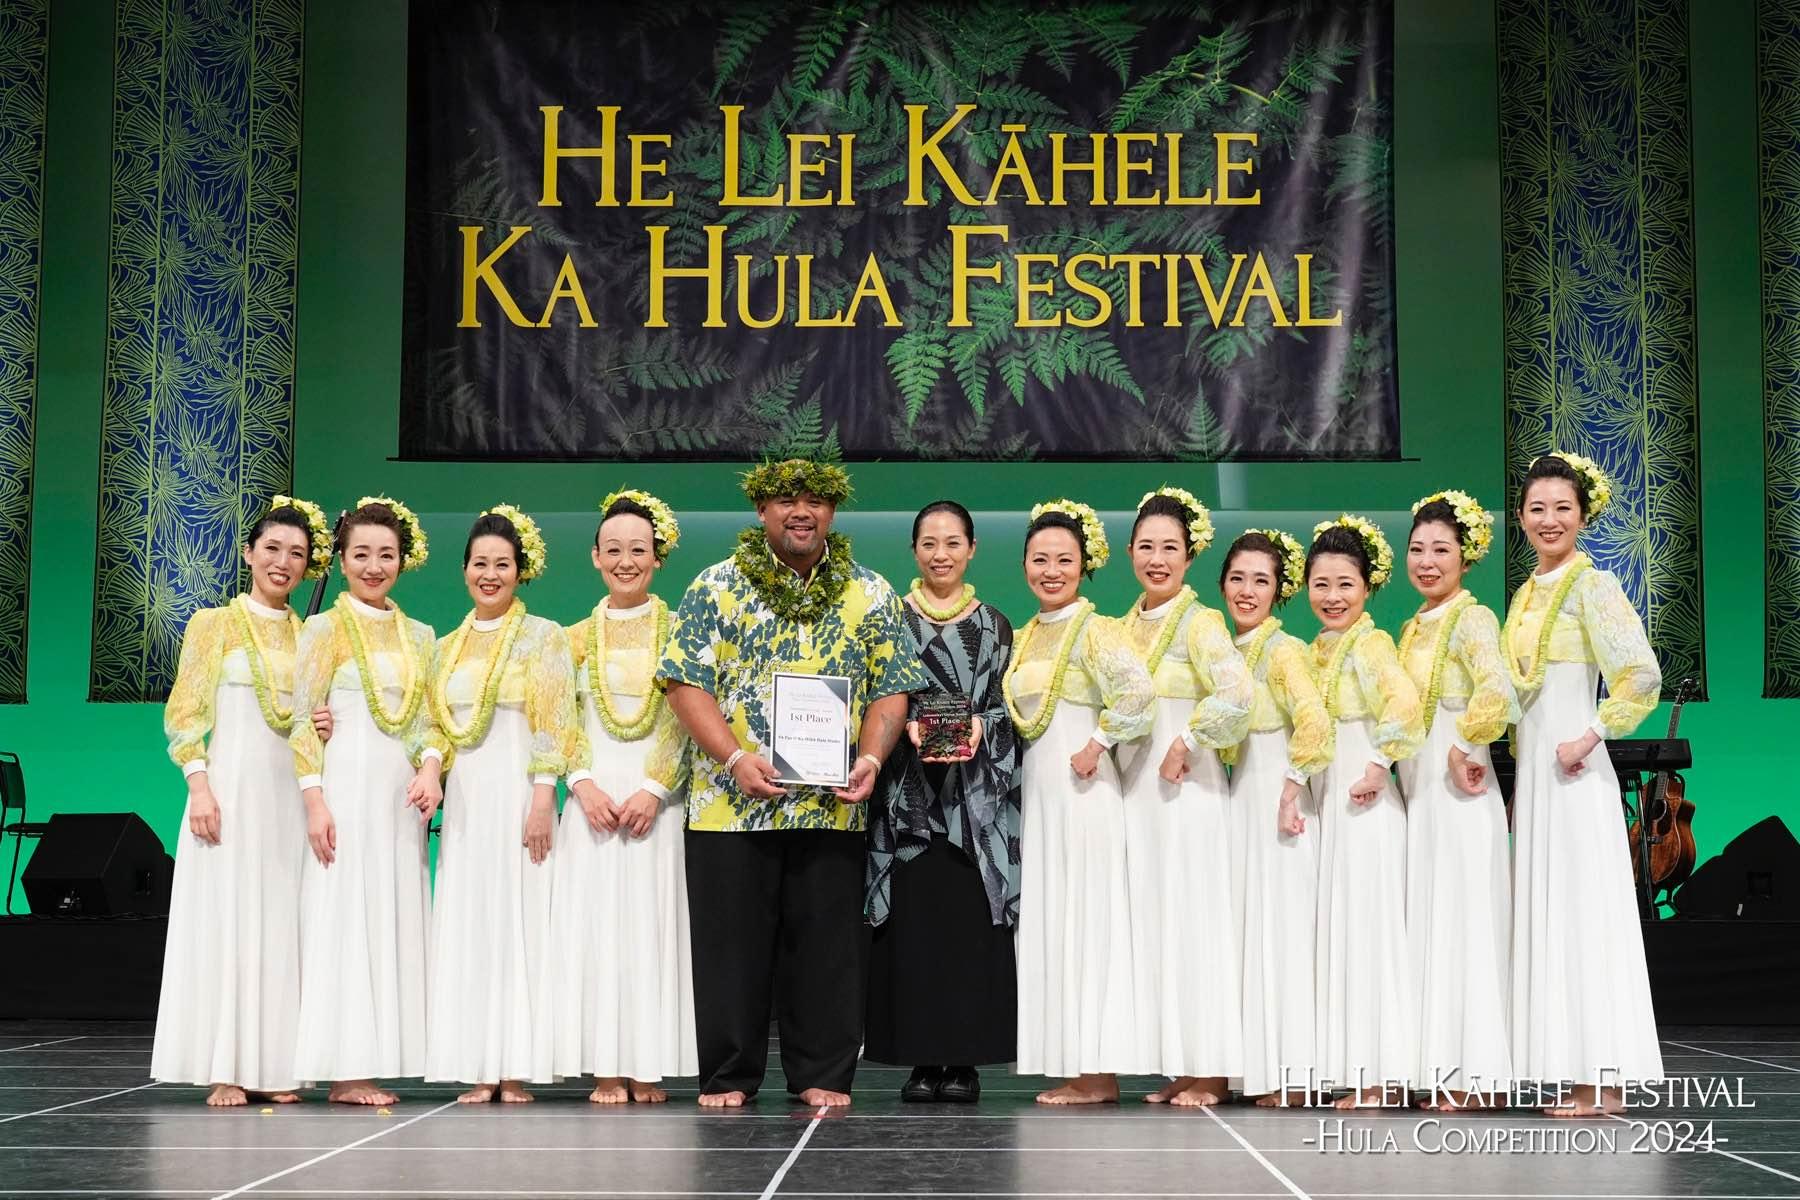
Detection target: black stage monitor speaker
<box><xmin>20</xmin><ymin>813</ymin><xmax>173</xmax><ymax>916</ymax></box>
<box><xmin>1673</xmin><ymin>816</ymin><xmax>1800</xmax><ymax>920</ymax></box>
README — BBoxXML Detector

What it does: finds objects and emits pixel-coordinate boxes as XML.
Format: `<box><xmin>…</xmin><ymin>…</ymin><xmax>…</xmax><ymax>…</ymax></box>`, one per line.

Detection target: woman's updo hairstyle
<box><xmin>912</xmin><ymin>499</ymin><xmax>975</xmax><ymax>544</ymax></box>
<box><xmin>1305</xmin><ymin>523</ymin><xmax>1374</xmax><ymax>586</ymax></box>
<box><xmin>464</xmin><ymin>511</ymin><xmax>526</xmax><ymax>579</ymax></box>
<box><xmin>1132</xmin><ymin>494</ymin><xmax>1197</xmax><ymax>559</ymax></box>
<box><xmin>1220</xmin><ymin>532</ymin><xmax>1288</xmax><ymax>602</ymax></box>
<box><xmin>599</xmin><ymin>496</ymin><xmax>657</xmax><ymax>540</ymax></box>
<box><xmin>246</xmin><ymin>505</ymin><xmax>312</xmax><ymax>549</ymax></box>
<box><xmin>1024</xmin><ymin>510</ymin><xmax>1092</xmax><ymax>578</ymax></box>
<box><xmin>1521</xmin><ymin>454</ymin><xmax>1591</xmax><ymax>516</ymax></box>
<box><xmin>1409</xmin><ymin>498</ymin><xmax>1465</xmax><ymax>544</ymax></box>
<box><xmin>335</xmin><ymin>501</ymin><xmax>412</xmax><ymax>561</ymax></box>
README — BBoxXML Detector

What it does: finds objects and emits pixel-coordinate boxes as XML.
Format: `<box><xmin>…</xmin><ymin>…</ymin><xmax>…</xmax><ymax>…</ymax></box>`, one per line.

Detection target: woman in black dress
<box><xmin>866</xmin><ymin>501</ymin><xmax>1022</xmax><ymax>1103</ymax></box>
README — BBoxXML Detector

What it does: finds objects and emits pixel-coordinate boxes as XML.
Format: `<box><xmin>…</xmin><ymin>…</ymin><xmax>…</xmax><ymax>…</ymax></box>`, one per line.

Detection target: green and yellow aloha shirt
<box><xmin>658</xmin><ymin>544</ymin><xmax>928</xmax><ymax>832</ymax></box>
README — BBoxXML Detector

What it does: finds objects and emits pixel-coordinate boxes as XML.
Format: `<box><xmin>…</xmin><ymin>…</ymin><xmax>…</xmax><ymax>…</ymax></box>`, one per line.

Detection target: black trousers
<box><xmin>685</xmin><ymin>828</ymin><xmax>869</xmax><ymax>1096</ymax></box>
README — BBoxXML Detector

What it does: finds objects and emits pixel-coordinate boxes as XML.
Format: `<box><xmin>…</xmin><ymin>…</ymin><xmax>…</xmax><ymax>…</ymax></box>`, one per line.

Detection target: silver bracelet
<box><xmin>724</xmin><ymin>748</ymin><xmax>747</xmax><ymax>773</ymax></box>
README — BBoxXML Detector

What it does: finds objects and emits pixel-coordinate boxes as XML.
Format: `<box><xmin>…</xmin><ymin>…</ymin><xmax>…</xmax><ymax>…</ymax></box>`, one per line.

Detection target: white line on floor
<box><xmin>207</xmin><ymin>1099</ymin><xmax>459</xmax><ymax>1199</ymax></box>
<box><xmin>1604</xmin><ymin>1111</ymin><xmax>1800</xmax><ymax>1186</ymax></box>
<box><xmin>0</xmin><ymin>1082</ymin><xmax>160</xmax><ymax>1123</ymax></box>
<box><xmin>0</xmin><ymin>1037</ymin><xmax>86</xmax><ymax>1054</ymax></box>
<box><xmin>1201</xmin><ymin>1105</ymin><xmax>1312</xmax><ymax>1200</ymax></box>
<box><xmin>1664</xmin><ymin>1040</ymin><xmax>1800</xmax><ymax>1076</ymax></box>
<box><xmin>756</xmin><ymin>1104</ymin><xmax>828</xmax><ymax>1199</ymax></box>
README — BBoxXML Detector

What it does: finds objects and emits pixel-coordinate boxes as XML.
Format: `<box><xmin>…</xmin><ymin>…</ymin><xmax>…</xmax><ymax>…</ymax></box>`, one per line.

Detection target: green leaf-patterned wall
<box><xmin>0</xmin><ymin>0</ymin><xmax>49</xmax><ymax>704</ymax></box>
<box><xmin>1497</xmin><ymin>0</ymin><xmax>1705</xmax><ymax>699</ymax></box>
<box><xmin>91</xmin><ymin>0</ymin><xmax>305</xmax><ymax>702</ymax></box>
<box><xmin>1761</xmin><ymin>0</ymin><xmax>1800</xmax><ymax>697</ymax></box>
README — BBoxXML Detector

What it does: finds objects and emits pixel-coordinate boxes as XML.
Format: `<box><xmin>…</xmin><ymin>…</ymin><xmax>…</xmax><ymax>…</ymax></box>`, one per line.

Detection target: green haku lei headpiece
<box><xmin>740</xmin><ymin>458</ymin><xmax>853</xmax><ymax>506</ymax></box>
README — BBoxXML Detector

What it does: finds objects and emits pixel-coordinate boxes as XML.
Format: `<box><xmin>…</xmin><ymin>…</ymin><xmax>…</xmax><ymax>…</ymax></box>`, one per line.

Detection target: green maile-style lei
<box><xmin>432</xmin><ymin>599</ymin><xmax>529</xmax><ymax>750</ymax></box>
<box><xmin>734</xmin><ymin>528</ymin><xmax>855</xmax><ymax>623</ymax></box>
<box><xmin>1002</xmin><ymin>599</ymin><xmax>1094</xmax><ymax>742</ymax></box>
<box><xmin>1318</xmin><ymin>612</ymin><xmax>1374</xmax><ymax>720</ymax></box>
<box><xmin>1219</xmin><ymin>617</ymin><xmax>1283</xmax><ymax>767</ymax></box>
<box><xmin>587</xmin><ymin>596</ymin><xmax>670</xmax><ymax>742</ymax></box>
<box><xmin>231</xmin><ymin>595</ymin><xmax>301</xmax><ymax>734</ymax></box>
<box><xmin>1503</xmin><ymin>553</ymin><xmax>1591</xmax><ymax>693</ymax></box>
<box><xmin>1123</xmin><ymin>585</ymin><xmax>1197</xmax><ymax>677</ymax></box>
<box><xmin>1399</xmin><ymin>591</ymin><xmax>1476</xmax><ymax>731</ymax></box>
<box><xmin>336</xmin><ymin>593</ymin><xmax>426</xmax><ymax>739</ymax></box>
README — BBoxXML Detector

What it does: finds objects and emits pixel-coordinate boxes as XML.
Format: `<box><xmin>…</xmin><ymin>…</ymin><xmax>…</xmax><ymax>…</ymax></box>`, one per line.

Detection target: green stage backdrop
<box><xmin>0</xmin><ymin>0</ymin><xmax>1789</xmax><ymax>909</ymax></box>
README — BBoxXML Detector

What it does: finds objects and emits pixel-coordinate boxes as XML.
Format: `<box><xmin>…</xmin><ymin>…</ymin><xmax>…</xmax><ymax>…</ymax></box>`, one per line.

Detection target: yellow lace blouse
<box><xmin>566</xmin><ymin>600</ymin><xmax>690</xmax><ymax>798</ymax></box>
<box><xmin>165</xmin><ymin>598</ymin><xmax>301</xmax><ymax>775</ymax></box>
<box><xmin>1311</xmin><ymin>615</ymin><xmax>1426</xmax><ymax>766</ymax></box>
<box><xmin>290</xmin><ymin>596</ymin><xmax>444</xmax><ymax>786</ymax></box>
<box><xmin>1398</xmin><ymin>594</ymin><xmax>1519</xmax><ymax>749</ymax></box>
<box><xmin>1236</xmin><ymin>621</ymin><xmax>1334</xmax><ymax>779</ymax></box>
<box><xmin>1120</xmin><ymin>589</ymin><xmax>1252</xmax><ymax>752</ymax></box>
<box><xmin>436</xmin><ymin>611</ymin><xmax>581</xmax><ymax>783</ymax></box>
<box><xmin>1009</xmin><ymin>602</ymin><xmax>1153</xmax><ymax>747</ymax></box>
<box><xmin>1504</xmin><ymin>555</ymin><xmax>1662</xmax><ymax>738</ymax></box>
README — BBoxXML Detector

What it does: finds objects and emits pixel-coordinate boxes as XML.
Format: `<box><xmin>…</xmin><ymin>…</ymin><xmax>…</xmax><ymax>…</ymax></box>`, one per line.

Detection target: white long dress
<box><xmin>1311</xmin><ymin>616</ymin><xmax>1425</xmax><ymax>1093</ymax></box>
<box><xmin>1226</xmin><ymin>620</ymin><xmax>1334</xmax><ymax>1098</ymax></box>
<box><xmin>1507</xmin><ymin>556</ymin><xmax>1664</xmax><ymax>1087</ymax></box>
<box><xmin>1011</xmin><ymin>601</ymin><xmax>1155</xmax><ymax>1078</ymax></box>
<box><xmin>1397</xmin><ymin>595</ymin><xmax>1518</xmax><ymax>1094</ymax></box>
<box><xmin>290</xmin><ymin>594</ymin><xmax>437</xmax><ymax>1084</ymax></box>
<box><xmin>1115</xmin><ymin>590</ymin><xmax>1251</xmax><ymax>1078</ymax></box>
<box><xmin>425</xmin><ymin>610</ymin><xmax>579</xmax><ymax>1086</ymax></box>
<box><xmin>551</xmin><ymin>598</ymin><xmax>697</xmax><ymax>1082</ymax></box>
<box><xmin>152</xmin><ymin>599</ymin><xmax>306</xmax><ymax>1092</ymax></box>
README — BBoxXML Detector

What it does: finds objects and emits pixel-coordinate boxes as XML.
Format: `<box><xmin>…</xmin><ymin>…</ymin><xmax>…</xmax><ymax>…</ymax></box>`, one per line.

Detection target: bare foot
<box><xmin>457</xmin><ymin>1085</ymin><xmax>496</xmax><ymax>1104</ymax></box>
<box><xmin>1253</xmin><ymin>1090</ymin><xmax>1310</xmax><ymax>1108</ymax></box>
<box><xmin>206</xmin><ymin>1084</ymin><xmax>248</xmax><ymax>1107</ymax></box>
<box><xmin>1037</xmin><ymin>1074</ymin><xmax>1120</xmax><ymax>1106</ymax></box>
<box><xmin>1172</xmin><ymin>1078</ymin><xmax>1225</xmax><ymax>1108</ymax></box>
<box><xmin>799</xmin><ymin>1087</ymin><xmax>851</xmax><ymax>1107</ymax></box>
<box><xmin>329</xmin><ymin>1080</ymin><xmax>397</xmax><ymax>1106</ymax></box>
<box><xmin>247</xmin><ymin>1090</ymin><xmax>301</xmax><ymax>1105</ymax></box>
<box><xmin>1420</xmin><ymin>1090</ymin><xmax>1489</xmax><ymax>1112</ymax></box>
<box><xmin>1546</xmin><ymin>1085</ymin><xmax>1622</xmax><ymax>1119</ymax></box>
<box><xmin>629</xmin><ymin>1079</ymin><xmax>668</xmax><ymax>1104</ymax></box>
<box><xmin>1146</xmin><ymin>1076</ymin><xmax>1197</xmax><ymax>1103</ymax></box>
<box><xmin>1334</xmin><ymin>1087</ymin><xmax>1385</xmax><ymax>1110</ymax></box>
<box><xmin>699</xmin><ymin>1090</ymin><xmax>748</xmax><ymax>1108</ymax></box>
<box><xmin>589</xmin><ymin>1077</ymin><xmax>628</xmax><ymax>1105</ymax></box>
<box><xmin>497</xmin><ymin>1081</ymin><xmax>534</xmax><ymax>1103</ymax></box>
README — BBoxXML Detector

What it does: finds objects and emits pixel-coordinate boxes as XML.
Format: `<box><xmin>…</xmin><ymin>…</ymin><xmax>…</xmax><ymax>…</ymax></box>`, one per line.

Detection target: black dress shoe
<box><xmin>937</xmin><ymin>1067</ymin><xmax>980</xmax><ymax>1103</ymax></box>
<box><xmin>901</xmin><ymin>1066</ymin><xmax>943</xmax><ymax>1102</ymax></box>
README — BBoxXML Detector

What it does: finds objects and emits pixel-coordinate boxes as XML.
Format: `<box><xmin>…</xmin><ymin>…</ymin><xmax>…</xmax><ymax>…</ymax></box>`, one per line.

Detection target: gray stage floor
<box><xmin>1</xmin><ymin>1021</ymin><xmax>1797</xmax><ymax>1199</ymax></box>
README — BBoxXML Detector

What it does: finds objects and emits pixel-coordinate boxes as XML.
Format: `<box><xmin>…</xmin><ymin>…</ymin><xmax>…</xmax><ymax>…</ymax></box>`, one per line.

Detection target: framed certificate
<box><xmin>769</xmin><ymin>672</ymin><xmax>853</xmax><ymax>789</ymax></box>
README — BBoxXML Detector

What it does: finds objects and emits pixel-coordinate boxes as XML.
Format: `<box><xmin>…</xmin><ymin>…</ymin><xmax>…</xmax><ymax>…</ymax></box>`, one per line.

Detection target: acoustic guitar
<box><xmin>1627</xmin><ymin>676</ymin><xmax>1698</xmax><ymax>904</ymax></box>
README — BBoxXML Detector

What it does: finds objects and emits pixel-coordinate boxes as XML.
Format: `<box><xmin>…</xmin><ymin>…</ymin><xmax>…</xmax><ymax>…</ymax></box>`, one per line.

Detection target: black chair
<box><xmin>0</xmin><ymin>753</ymin><xmax>49</xmax><ymax>914</ymax></box>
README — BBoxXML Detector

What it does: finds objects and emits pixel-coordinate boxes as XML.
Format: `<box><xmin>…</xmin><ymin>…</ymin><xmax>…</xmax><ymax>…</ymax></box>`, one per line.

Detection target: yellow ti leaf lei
<box><xmin>432</xmin><ymin>600</ymin><xmax>529</xmax><ymax>750</ymax></box>
<box><xmin>231</xmin><ymin>595</ymin><xmax>301</xmax><ymax>734</ymax></box>
<box><xmin>1398</xmin><ymin>592</ymin><xmax>1476</xmax><ymax>731</ymax></box>
<box><xmin>587</xmin><ymin>596</ymin><xmax>670</xmax><ymax>743</ymax></box>
<box><xmin>336</xmin><ymin>593</ymin><xmax>425</xmax><ymax>739</ymax></box>
<box><xmin>1502</xmin><ymin>554</ymin><xmax>1590</xmax><ymax>692</ymax></box>
<box><xmin>1002</xmin><ymin>600</ymin><xmax>1093</xmax><ymax>742</ymax></box>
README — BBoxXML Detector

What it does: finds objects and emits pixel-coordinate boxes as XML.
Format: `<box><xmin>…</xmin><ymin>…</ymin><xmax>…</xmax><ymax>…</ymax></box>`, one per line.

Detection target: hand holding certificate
<box><xmin>770</xmin><ymin>672</ymin><xmax>853</xmax><ymax>789</ymax></box>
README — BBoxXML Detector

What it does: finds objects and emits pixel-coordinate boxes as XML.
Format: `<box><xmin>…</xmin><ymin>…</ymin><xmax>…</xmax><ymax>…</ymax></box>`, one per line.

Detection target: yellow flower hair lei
<box><xmin>1123</xmin><ymin>585</ymin><xmax>1197</xmax><ymax>676</ymax></box>
<box><xmin>335</xmin><ymin>593</ymin><xmax>425</xmax><ymax>738</ymax></box>
<box><xmin>482</xmin><ymin>503</ymin><xmax>547</xmax><ymax>581</ymax></box>
<box><xmin>1138</xmin><ymin>486</ymin><xmax>1214</xmax><ymax>554</ymax></box>
<box><xmin>1313</xmin><ymin>514</ymin><xmax>1394</xmax><ymax>590</ymax></box>
<box><xmin>1412</xmin><ymin>490</ymin><xmax>1495</xmax><ymax>564</ymax></box>
<box><xmin>1502</xmin><ymin>553</ymin><xmax>1591</xmax><ymax>692</ymax></box>
<box><xmin>1242</xmin><ymin>528</ymin><xmax>1307</xmax><ymax>601</ymax></box>
<box><xmin>587</xmin><ymin>596</ymin><xmax>670</xmax><ymax>742</ymax></box>
<box><xmin>1545</xmin><ymin>451</ymin><xmax>1613</xmax><ymax>520</ymax></box>
<box><xmin>1002</xmin><ymin>599</ymin><xmax>1093</xmax><ymax>742</ymax></box>
<box><xmin>355</xmin><ymin>495</ymin><xmax>430</xmax><ymax>572</ymax></box>
<box><xmin>230</xmin><ymin>595</ymin><xmax>301</xmax><ymax>733</ymax></box>
<box><xmin>1316</xmin><ymin>612</ymin><xmax>1374</xmax><ymax>719</ymax></box>
<box><xmin>432</xmin><ymin>599</ymin><xmax>530</xmax><ymax>749</ymax></box>
<box><xmin>268</xmin><ymin>494</ymin><xmax>333</xmax><ymax>579</ymax></box>
<box><xmin>1398</xmin><ymin>592</ymin><xmax>1476</xmax><ymax>730</ymax></box>
<box><xmin>600</xmin><ymin>488</ymin><xmax>681</xmax><ymax>561</ymax></box>
<box><xmin>1029</xmin><ymin>499</ymin><xmax>1109</xmax><ymax>574</ymax></box>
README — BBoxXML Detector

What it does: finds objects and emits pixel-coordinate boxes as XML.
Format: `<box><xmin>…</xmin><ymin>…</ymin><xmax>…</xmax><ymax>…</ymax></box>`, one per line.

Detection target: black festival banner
<box><xmin>401</xmin><ymin>0</ymin><xmax>1396</xmax><ymax>462</ymax></box>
